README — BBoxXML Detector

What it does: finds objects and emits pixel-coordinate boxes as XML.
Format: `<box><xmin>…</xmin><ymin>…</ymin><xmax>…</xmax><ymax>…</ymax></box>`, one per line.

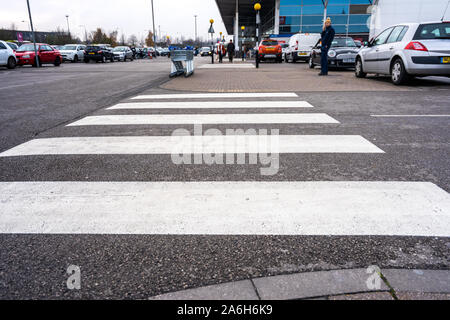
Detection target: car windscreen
<box><xmin>414</xmin><ymin>23</ymin><xmax>450</xmax><ymax>40</ymax></box>
<box><xmin>16</xmin><ymin>44</ymin><xmax>38</xmax><ymax>52</ymax></box>
<box><xmin>262</xmin><ymin>41</ymin><xmax>278</xmax><ymax>46</ymax></box>
<box><xmin>6</xmin><ymin>43</ymin><xmax>17</xmax><ymax>49</ymax></box>
<box><xmin>281</xmin><ymin>43</ymin><xmax>289</xmax><ymax>48</ymax></box>
<box><xmin>201</xmin><ymin>47</ymin><xmax>210</xmax><ymax>51</ymax></box>
<box><xmin>61</xmin><ymin>45</ymin><xmax>77</xmax><ymax>50</ymax></box>
<box><xmin>86</xmin><ymin>46</ymin><xmax>100</xmax><ymax>50</ymax></box>
<box><xmin>331</xmin><ymin>38</ymin><xmax>356</xmax><ymax>47</ymax></box>
<box><xmin>113</xmin><ymin>47</ymin><xmax>126</xmax><ymax>51</ymax></box>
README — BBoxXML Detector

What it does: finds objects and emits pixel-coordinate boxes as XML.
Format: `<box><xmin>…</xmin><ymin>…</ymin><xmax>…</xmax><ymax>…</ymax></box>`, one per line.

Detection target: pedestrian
<box><xmin>218</xmin><ymin>41</ymin><xmax>225</xmax><ymax>63</ymax></box>
<box><xmin>319</xmin><ymin>17</ymin><xmax>335</xmax><ymax>76</ymax></box>
<box><xmin>227</xmin><ymin>39</ymin><xmax>235</xmax><ymax>63</ymax></box>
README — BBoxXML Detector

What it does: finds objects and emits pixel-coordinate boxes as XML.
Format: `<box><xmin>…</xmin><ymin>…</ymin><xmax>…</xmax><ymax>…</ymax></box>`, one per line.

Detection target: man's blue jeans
<box><xmin>321</xmin><ymin>48</ymin><xmax>329</xmax><ymax>74</ymax></box>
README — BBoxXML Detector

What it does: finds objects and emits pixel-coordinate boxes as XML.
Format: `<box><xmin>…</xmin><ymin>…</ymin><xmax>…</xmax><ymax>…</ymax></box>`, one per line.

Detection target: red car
<box><xmin>258</xmin><ymin>39</ymin><xmax>283</xmax><ymax>63</ymax></box>
<box><xmin>15</xmin><ymin>43</ymin><xmax>62</xmax><ymax>67</ymax></box>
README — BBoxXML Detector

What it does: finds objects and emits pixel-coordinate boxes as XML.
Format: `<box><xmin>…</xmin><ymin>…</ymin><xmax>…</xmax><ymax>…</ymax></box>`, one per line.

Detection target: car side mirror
<box><xmin>364</xmin><ymin>41</ymin><xmax>369</xmax><ymax>47</ymax></box>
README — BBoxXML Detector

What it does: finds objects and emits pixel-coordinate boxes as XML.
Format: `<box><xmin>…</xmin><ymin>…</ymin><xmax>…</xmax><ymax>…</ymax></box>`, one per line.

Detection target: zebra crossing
<box><xmin>0</xmin><ymin>92</ymin><xmax>449</xmax><ymax>237</ymax></box>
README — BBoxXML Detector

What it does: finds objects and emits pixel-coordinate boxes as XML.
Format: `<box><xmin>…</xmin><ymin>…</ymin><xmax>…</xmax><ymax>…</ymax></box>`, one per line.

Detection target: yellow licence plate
<box><xmin>442</xmin><ymin>57</ymin><xmax>450</xmax><ymax>63</ymax></box>
<box><xmin>299</xmin><ymin>52</ymin><xmax>307</xmax><ymax>55</ymax></box>
<box><xmin>89</xmin><ymin>52</ymin><xmax>95</xmax><ymax>54</ymax></box>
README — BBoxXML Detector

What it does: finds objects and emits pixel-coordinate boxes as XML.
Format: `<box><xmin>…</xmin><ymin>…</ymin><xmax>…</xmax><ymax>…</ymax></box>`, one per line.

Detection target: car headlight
<box><xmin>22</xmin><ymin>55</ymin><xmax>30</xmax><ymax>58</ymax></box>
<box><xmin>328</xmin><ymin>50</ymin><xmax>336</xmax><ymax>58</ymax></box>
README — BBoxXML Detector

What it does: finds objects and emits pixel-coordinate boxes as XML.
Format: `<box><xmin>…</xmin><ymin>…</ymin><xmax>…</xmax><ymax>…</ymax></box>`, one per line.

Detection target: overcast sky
<box><xmin>1</xmin><ymin>0</ymin><xmax>228</xmax><ymax>42</ymax></box>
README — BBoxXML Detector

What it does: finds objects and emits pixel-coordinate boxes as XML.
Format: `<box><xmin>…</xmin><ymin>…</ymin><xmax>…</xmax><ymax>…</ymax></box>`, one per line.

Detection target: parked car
<box><xmin>309</xmin><ymin>37</ymin><xmax>359</xmax><ymax>69</ymax></box>
<box><xmin>59</xmin><ymin>44</ymin><xmax>85</xmax><ymax>62</ymax></box>
<box><xmin>285</xmin><ymin>33</ymin><xmax>321</xmax><ymax>63</ymax></box>
<box><xmin>5</xmin><ymin>42</ymin><xmax>19</xmax><ymax>52</ymax></box>
<box><xmin>355</xmin><ymin>21</ymin><xmax>450</xmax><ymax>85</ymax></box>
<box><xmin>354</xmin><ymin>39</ymin><xmax>363</xmax><ymax>48</ymax></box>
<box><xmin>160</xmin><ymin>48</ymin><xmax>170</xmax><ymax>56</ymax></box>
<box><xmin>0</xmin><ymin>40</ymin><xmax>17</xmax><ymax>69</ymax></box>
<box><xmin>281</xmin><ymin>43</ymin><xmax>289</xmax><ymax>60</ymax></box>
<box><xmin>15</xmin><ymin>43</ymin><xmax>62</xmax><ymax>67</ymax></box>
<box><xmin>200</xmin><ymin>47</ymin><xmax>212</xmax><ymax>56</ymax></box>
<box><xmin>113</xmin><ymin>46</ymin><xmax>134</xmax><ymax>61</ymax></box>
<box><xmin>258</xmin><ymin>39</ymin><xmax>283</xmax><ymax>63</ymax></box>
<box><xmin>84</xmin><ymin>45</ymin><xmax>114</xmax><ymax>63</ymax></box>
<box><xmin>52</xmin><ymin>45</ymin><xmax>64</xmax><ymax>51</ymax></box>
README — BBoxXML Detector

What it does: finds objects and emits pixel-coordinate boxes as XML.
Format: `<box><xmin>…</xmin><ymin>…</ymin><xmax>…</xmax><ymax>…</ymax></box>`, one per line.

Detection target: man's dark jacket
<box><xmin>321</xmin><ymin>26</ymin><xmax>335</xmax><ymax>51</ymax></box>
<box><xmin>227</xmin><ymin>42</ymin><xmax>235</xmax><ymax>53</ymax></box>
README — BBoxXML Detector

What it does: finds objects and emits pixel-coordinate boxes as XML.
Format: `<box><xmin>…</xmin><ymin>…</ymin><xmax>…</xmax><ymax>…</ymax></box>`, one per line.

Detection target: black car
<box><xmin>84</xmin><ymin>45</ymin><xmax>114</xmax><ymax>63</ymax></box>
<box><xmin>309</xmin><ymin>37</ymin><xmax>359</xmax><ymax>69</ymax></box>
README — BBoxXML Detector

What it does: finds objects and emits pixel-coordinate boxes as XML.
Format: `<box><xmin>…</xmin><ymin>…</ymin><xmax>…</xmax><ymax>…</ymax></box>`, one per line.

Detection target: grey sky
<box><xmin>1</xmin><ymin>0</ymin><xmax>228</xmax><ymax>42</ymax></box>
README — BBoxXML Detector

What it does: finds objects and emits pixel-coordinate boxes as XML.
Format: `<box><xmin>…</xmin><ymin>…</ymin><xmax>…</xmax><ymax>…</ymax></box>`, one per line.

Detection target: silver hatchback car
<box><xmin>355</xmin><ymin>21</ymin><xmax>450</xmax><ymax>85</ymax></box>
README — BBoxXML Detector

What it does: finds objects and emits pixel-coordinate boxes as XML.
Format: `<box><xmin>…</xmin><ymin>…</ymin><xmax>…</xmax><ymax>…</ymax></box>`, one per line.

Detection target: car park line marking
<box><xmin>67</xmin><ymin>113</ymin><xmax>339</xmax><ymax>126</ymax></box>
<box><xmin>198</xmin><ymin>64</ymin><xmax>255</xmax><ymax>69</ymax></box>
<box><xmin>0</xmin><ymin>181</ymin><xmax>447</xmax><ymax>236</ymax></box>
<box><xmin>0</xmin><ymin>135</ymin><xmax>384</xmax><ymax>157</ymax></box>
<box><xmin>107</xmin><ymin>101</ymin><xmax>315</xmax><ymax>109</ymax></box>
<box><xmin>371</xmin><ymin>115</ymin><xmax>450</xmax><ymax>117</ymax></box>
<box><xmin>131</xmin><ymin>93</ymin><xmax>298</xmax><ymax>100</ymax></box>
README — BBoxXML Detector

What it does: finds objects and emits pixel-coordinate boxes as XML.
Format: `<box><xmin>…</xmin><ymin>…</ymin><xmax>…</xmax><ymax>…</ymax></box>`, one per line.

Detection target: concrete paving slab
<box><xmin>150</xmin><ymin>280</ymin><xmax>259</xmax><ymax>300</ymax></box>
<box><xmin>382</xmin><ymin>269</ymin><xmax>450</xmax><ymax>293</ymax></box>
<box><xmin>252</xmin><ymin>268</ymin><xmax>388</xmax><ymax>300</ymax></box>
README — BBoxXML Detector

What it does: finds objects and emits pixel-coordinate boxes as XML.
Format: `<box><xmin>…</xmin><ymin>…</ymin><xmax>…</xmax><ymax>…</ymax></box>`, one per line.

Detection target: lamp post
<box><xmin>194</xmin><ymin>15</ymin><xmax>198</xmax><ymax>45</ymax></box>
<box><xmin>254</xmin><ymin>3</ymin><xmax>261</xmax><ymax>68</ymax></box>
<box><xmin>65</xmin><ymin>15</ymin><xmax>70</xmax><ymax>37</ymax></box>
<box><xmin>241</xmin><ymin>26</ymin><xmax>245</xmax><ymax>61</ymax></box>
<box><xmin>208</xmin><ymin>19</ymin><xmax>215</xmax><ymax>64</ymax></box>
<box><xmin>26</xmin><ymin>0</ymin><xmax>39</xmax><ymax>68</ymax></box>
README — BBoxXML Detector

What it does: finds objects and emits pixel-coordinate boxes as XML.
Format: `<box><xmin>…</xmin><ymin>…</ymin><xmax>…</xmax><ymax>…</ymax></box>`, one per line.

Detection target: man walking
<box><xmin>319</xmin><ymin>17</ymin><xmax>335</xmax><ymax>76</ymax></box>
<box><xmin>227</xmin><ymin>39</ymin><xmax>235</xmax><ymax>63</ymax></box>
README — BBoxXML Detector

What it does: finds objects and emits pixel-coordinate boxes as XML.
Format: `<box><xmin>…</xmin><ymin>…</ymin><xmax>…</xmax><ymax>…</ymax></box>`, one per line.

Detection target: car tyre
<box><xmin>54</xmin><ymin>57</ymin><xmax>61</xmax><ymax>66</ymax></box>
<box><xmin>7</xmin><ymin>57</ymin><xmax>16</xmax><ymax>69</ymax></box>
<box><xmin>391</xmin><ymin>58</ymin><xmax>409</xmax><ymax>85</ymax></box>
<box><xmin>84</xmin><ymin>58</ymin><xmax>89</xmax><ymax>63</ymax></box>
<box><xmin>110</xmin><ymin>56</ymin><xmax>114</xmax><ymax>63</ymax></box>
<box><xmin>309</xmin><ymin>57</ymin><xmax>315</xmax><ymax>69</ymax></box>
<box><xmin>32</xmin><ymin>58</ymin><xmax>41</xmax><ymax>67</ymax></box>
<box><xmin>355</xmin><ymin>57</ymin><xmax>367</xmax><ymax>78</ymax></box>
<box><xmin>73</xmin><ymin>55</ymin><xmax>78</xmax><ymax>63</ymax></box>
<box><xmin>102</xmin><ymin>56</ymin><xmax>106</xmax><ymax>63</ymax></box>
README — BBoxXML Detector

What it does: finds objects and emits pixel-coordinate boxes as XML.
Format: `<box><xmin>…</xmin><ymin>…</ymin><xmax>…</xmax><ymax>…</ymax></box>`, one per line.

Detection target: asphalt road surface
<box><xmin>0</xmin><ymin>59</ymin><xmax>449</xmax><ymax>299</ymax></box>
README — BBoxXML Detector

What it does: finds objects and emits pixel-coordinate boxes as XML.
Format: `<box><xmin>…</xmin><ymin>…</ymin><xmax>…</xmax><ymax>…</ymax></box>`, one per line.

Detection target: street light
<box><xmin>150</xmin><ymin>0</ymin><xmax>157</xmax><ymax>56</ymax></box>
<box><xmin>208</xmin><ymin>19</ymin><xmax>215</xmax><ymax>64</ymax></box>
<box><xmin>254</xmin><ymin>3</ymin><xmax>261</xmax><ymax>68</ymax></box>
<box><xmin>194</xmin><ymin>15</ymin><xmax>198</xmax><ymax>45</ymax></box>
<box><xmin>241</xmin><ymin>26</ymin><xmax>245</xmax><ymax>61</ymax></box>
<box><xmin>26</xmin><ymin>0</ymin><xmax>39</xmax><ymax>67</ymax></box>
<box><xmin>65</xmin><ymin>15</ymin><xmax>70</xmax><ymax>37</ymax></box>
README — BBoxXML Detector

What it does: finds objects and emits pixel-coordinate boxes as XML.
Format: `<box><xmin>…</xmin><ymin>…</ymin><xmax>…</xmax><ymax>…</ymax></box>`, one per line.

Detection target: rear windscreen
<box><xmin>414</xmin><ymin>23</ymin><xmax>450</xmax><ymax>40</ymax></box>
<box><xmin>262</xmin><ymin>41</ymin><xmax>278</xmax><ymax>46</ymax></box>
<box><xmin>86</xmin><ymin>46</ymin><xmax>100</xmax><ymax>50</ymax></box>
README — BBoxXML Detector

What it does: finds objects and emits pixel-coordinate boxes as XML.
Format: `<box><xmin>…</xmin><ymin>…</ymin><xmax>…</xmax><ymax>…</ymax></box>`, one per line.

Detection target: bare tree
<box><xmin>128</xmin><ymin>34</ymin><xmax>138</xmax><ymax>47</ymax></box>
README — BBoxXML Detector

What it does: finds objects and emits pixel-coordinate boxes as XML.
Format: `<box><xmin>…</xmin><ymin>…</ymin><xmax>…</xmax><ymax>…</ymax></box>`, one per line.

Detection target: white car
<box><xmin>285</xmin><ymin>33</ymin><xmax>321</xmax><ymax>63</ymax></box>
<box><xmin>355</xmin><ymin>21</ymin><xmax>450</xmax><ymax>85</ymax></box>
<box><xmin>58</xmin><ymin>44</ymin><xmax>86</xmax><ymax>62</ymax></box>
<box><xmin>0</xmin><ymin>40</ymin><xmax>17</xmax><ymax>69</ymax></box>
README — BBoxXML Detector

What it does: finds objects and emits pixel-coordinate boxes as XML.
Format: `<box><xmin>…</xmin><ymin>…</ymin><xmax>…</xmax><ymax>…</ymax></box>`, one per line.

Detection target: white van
<box><xmin>285</xmin><ymin>33</ymin><xmax>321</xmax><ymax>63</ymax></box>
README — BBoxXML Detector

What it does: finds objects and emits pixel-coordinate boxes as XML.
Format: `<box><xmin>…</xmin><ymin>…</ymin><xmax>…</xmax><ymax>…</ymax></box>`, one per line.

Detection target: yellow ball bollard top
<box><xmin>254</xmin><ymin>3</ymin><xmax>261</xmax><ymax>11</ymax></box>
<box><xmin>210</xmin><ymin>19</ymin><xmax>214</xmax><ymax>24</ymax></box>
<box><xmin>241</xmin><ymin>26</ymin><xmax>245</xmax><ymax>31</ymax></box>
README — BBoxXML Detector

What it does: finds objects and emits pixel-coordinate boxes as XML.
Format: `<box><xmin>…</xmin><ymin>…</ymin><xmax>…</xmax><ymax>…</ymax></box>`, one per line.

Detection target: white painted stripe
<box><xmin>0</xmin><ymin>135</ymin><xmax>384</xmax><ymax>157</ymax></box>
<box><xmin>198</xmin><ymin>64</ymin><xmax>255</xmax><ymax>69</ymax></box>
<box><xmin>0</xmin><ymin>181</ymin><xmax>448</xmax><ymax>236</ymax></box>
<box><xmin>371</xmin><ymin>115</ymin><xmax>450</xmax><ymax>117</ymax></box>
<box><xmin>131</xmin><ymin>93</ymin><xmax>298</xmax><ymax>100</ymax></box>
<box><xmin>68</xmin><ymin>113</ymin><xmax>339</xmax><ymax>126</ymax></box>
<box><xmin>107</xmin><ymin>101</ymin><xmax>314</xmax><ymax>110</ymax></box>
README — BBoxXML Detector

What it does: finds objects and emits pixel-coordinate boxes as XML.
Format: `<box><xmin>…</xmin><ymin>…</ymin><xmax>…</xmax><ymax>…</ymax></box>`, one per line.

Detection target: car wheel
<box><xmin>102</xmin><ymin>56</ymin><xmax>106</xmax><ymax>63</ymax></box>
<box><xmin>72</xmin><ymin>55</ymin><xmax>78</xmax><ymax>63</ymax></box>
<box><xmin>84</xmin><ymin>58</ymin><xmax>89</xmax><ymax>63</ymax></box>
<box><xmin>32</xmin><ymin>57</ymin><xmax>41</xmax><ymax>67</ymax></box>
<box><xmin>54</xmin><ymin>57</ymin><xmax>61</xmax><ymax>66</ymax></box>
<box><xmin>355</xmin><ymin>58</ymin><xmax>367</xmax><ymax>78</ymax></box>
<box><xmin>308</xmin><ymin>57</ymin><xmax>315</xmax><ymax>69</ymax></box>
<box><xmin>391</xmin><ymin>58</ymin><xmax>409</xmax><ymax>85</ymax></box>
<box><xmin>7</xmin><ymin>57</ymin><xmax>16</xmax><ymax>69</ymax></box>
